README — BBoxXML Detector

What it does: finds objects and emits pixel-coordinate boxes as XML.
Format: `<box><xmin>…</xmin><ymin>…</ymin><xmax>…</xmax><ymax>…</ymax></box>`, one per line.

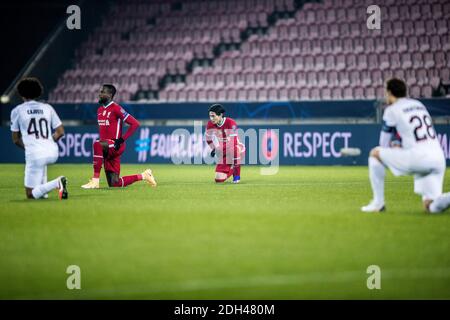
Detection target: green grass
<box><xmin>0</xmin><ymin>164</ymin><xmax>450</xmax><ymax>299</ymax></box>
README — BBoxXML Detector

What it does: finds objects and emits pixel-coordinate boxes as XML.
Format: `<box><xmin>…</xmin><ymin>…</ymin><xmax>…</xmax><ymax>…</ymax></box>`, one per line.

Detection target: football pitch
<box><xmin>0</xmin><ymin>163</ymin><xmax>450</xmax><ymax>299</ymax></box>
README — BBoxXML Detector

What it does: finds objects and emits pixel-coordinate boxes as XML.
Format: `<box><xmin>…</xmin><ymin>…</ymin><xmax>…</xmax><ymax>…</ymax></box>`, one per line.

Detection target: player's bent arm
<box><xmin>11</xmin><ymin>131</ymin><xmax>25</xmax><ymax>150</ymax></box>
<box><xmin>122</xmin><ymin>115</ymin><xmax>140</xmax><ymax>140</ymax></box>
<box><xmin>379</xmin><ymin>121</ymin><xmax>395</xmax><ymax>148</ymax></box>
<box><xmin>205</xmin><ymin>126</ymin><xmax>215</xmax><ymax>149</ymax></box>
<box><xmin>52</xmin><ymin>125</ymin><xmax>65</xmax><ymax>142</ymax></box>
<box><xmin>206</xmin><ymin>138</ymin><xmax>214</xmax><ymax>150</ymax></box>
<box><xmin>379</xmin><ymin>131</ymin><xmax>393</xmax><ymax>148</ymax></box>
<box><xmin>205</xmin><ymin>131</ymin><xmax>216</xmax><ymax>156</ymax></box>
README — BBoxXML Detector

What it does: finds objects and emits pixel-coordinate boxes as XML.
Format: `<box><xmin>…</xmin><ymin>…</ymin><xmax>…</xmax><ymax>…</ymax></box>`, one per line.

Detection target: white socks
<box><xmin>31</xmin><ymin>178</ymin><xmax>60</xmax><ymax>199</ymax></box>
<box><xmin>369</xmin><ymin>157</ymin><xmax>386</xmax><ymax>205</ymax></box>
<box><xmin>429</xmin><ymin>192</ymin><xmax>450</xmax><ymax>213</ymax></box>
<box><xmin>41</xmin><ymin>167</ymin><xmax>48</xmax><ymax>198</ymax></box>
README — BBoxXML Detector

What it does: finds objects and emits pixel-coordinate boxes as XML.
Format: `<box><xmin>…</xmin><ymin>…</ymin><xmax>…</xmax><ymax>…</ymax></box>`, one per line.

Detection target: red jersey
<box><xmin>205</xmin><ymin>117</ymin><xmax>239</xmax><ymax>152</ymax></box>
<box><xmin>97</xmin><ymin>101</ymin><xmax>139</xmax><ymax>141</ymax></box>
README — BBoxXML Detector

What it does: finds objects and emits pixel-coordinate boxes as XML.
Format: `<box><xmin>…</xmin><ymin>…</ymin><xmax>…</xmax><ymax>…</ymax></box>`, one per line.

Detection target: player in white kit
<box><xmin>362</xmin><ymin>78</ymin><xmax>450</xmax><ymax>213</ymax></box>
<box><xmin>10</xmin><ymin>77</ymin><xmax>68</xmax><ymax>200</ymax></box>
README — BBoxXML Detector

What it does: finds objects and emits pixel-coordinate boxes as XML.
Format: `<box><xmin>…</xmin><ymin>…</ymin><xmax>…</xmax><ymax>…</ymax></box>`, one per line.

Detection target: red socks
<box><xmin>233</xmin><ymin>165</ymin><xmax>241</xmax><ymax>177</ymax></box>
<box><xmin>93</xmin><ymin>141</ymin><xmax>104</xmax><ymax>178</ymax></box>
<box><xmin>111</xmin><ymin>174</ymin><xmax>143</xmax><ymax>188</ymax></box>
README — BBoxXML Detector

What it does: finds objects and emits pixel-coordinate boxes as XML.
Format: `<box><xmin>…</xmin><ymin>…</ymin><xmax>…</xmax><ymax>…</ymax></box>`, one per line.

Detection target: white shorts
<box><xmin>379</xmin><ymin>146</ymin><xmax>446</xmax><ymax>201</ymax></box>
<box><xmin>24</xmin><ymin>154</ymin><xmax>58</xmax><ymax>188</ymax></box>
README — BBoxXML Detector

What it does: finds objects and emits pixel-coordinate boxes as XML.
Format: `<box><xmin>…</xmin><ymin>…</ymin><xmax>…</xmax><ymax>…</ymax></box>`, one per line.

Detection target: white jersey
<box><xmin>383</xmin><ymin>98</ymin><xmax>441</xmax><ymax>150</ymax></box>
<box><xmin>10</xmin><ymin>100</ymin><xmax>62</xmax><ymax>161</ymax></box>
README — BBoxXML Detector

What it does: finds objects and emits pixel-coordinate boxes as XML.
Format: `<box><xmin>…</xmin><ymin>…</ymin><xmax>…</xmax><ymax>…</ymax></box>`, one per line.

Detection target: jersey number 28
<box><xmin>27</xmin><ymin>118</ymin><xmax>49</xmax><ymax>139</ymax></box>
<box><xmin>409</xmin><ymin>114</ymin><xmax>436</xmax><ymax>142</ymax></box>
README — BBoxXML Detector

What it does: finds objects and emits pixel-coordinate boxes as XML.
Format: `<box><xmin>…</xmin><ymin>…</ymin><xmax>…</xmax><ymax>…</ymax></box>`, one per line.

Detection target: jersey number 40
<box><xmin>27</xmin><ymin>117</ymin><xmax>49</xmax><ymax>139</ymax></box>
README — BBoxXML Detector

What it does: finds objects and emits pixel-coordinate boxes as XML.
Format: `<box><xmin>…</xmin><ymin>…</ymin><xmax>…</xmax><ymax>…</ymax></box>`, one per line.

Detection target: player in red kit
<box><xmin>81</xmin><ymin>84</ymin><xmax>156</xmax><ymax>189</ymax></box>
<box><xmin>205</xmin><ymin>104</ymin><xmax>245</xmax><ymax>183</ymax></box>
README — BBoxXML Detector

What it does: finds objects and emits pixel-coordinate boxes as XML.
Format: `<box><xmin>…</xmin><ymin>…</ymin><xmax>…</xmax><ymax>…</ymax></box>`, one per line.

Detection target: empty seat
<box><xmin>48</xmin><ymin>0</ymin><xmax>450</xmax><ymax>103</ymax></box>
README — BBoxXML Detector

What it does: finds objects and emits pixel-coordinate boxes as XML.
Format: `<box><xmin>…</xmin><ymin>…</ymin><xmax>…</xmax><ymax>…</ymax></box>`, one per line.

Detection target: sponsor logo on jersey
<box><xmin>98</xmin><ymin>119</ymin><xmax>110</xmax><ymax>126</ymax></box>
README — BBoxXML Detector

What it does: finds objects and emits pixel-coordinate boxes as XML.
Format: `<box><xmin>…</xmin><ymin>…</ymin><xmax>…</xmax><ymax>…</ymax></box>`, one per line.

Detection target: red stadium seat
<box><xmin>48</xmin><ymin>0</ymin><xmax>449</xmax><ymax>103</ymax></box>
<box><xmin>410</xmin><ymin>86</ymin><xmax>421</xmax><ymax>98</ymax></box>
<box><xmin>331</xmin><ymin>88</ymin><xmax>342</xmax><ymax>100</ymax></box>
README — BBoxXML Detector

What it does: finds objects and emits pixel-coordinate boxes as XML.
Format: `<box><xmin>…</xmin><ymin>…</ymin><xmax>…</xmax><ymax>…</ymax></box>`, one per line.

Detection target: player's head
<box><xmin>208</xmin><ymin>104</ymin><xmax>225</xmax><ymax>124</ymax></box>
<box><xmin>17</xmin><ymin>77</ymin><xmax>43</xmax><ymax>101</ymax></box>
<box><xmin>385</xmin><ymin>78</ymin><xmax>407</xmax><ymax>105</ymax></box>
<box><xmin>99</xmin><ymin>84</ymin><xmax>116</xmax><ymax>104</ymax></box>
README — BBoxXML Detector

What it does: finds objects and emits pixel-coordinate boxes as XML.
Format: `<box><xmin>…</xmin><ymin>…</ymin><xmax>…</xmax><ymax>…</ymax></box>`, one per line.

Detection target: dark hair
<box><xmin>208</xmin><ymin>103</ymin><xmax>225</xmax><ymax>116</ymax></box>
<box><xmin>17</xmin><ymin>77</ymin><xmax>43</xmax><ymax>99</ymax></box>
<box><xmin>102</xmin><ymin>84</ymin><xmax>117</xmax><ymax>98</ymax></box>
<box><xmin>386</xmin><ymin>78</ymin><xmax>407</xmax><ymax>98</ymax></box>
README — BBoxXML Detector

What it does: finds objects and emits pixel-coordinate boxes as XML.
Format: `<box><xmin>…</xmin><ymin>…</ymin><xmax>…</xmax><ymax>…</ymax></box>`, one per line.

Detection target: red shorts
<box><xmin>102</xmin><ymin>139</ymin><xmax>126</xmax><ymax>175</ymax></box>
<box><xmin>215</xmin><ymin>163</ymin><xmax>233</xmax><ymax>174</ymax></box>
<box><xmin>215</xmin><ymin>143</ymin><xmax>245</xmax><ymax>174</ymax></box>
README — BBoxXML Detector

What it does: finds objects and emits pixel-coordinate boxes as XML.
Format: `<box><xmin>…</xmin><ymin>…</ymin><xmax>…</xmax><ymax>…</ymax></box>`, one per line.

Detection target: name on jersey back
<box><xmin>27</xmin><ymin>109</ymin><xmax>43</xmax><ymax>115</ymax></box>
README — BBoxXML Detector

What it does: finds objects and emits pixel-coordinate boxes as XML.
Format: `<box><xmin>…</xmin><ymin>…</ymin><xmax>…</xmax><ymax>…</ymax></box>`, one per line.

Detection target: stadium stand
<box><xmin>48</xmin><ymin>0</ymin><xmax>450</xmax><ymax>103</ymax></box>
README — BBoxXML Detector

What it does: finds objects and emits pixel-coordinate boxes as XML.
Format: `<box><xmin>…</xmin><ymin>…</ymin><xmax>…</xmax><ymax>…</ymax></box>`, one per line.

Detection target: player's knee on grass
<box><xmin>215</xmin><ymin>172</ymin><xmax>227</xmax><ymax>183</ymax></box>
<box><xmin>106</xmin><ymin>172</ymin><xmax>120</xmax><ymax>187</ymax></box>
<box><xmin>423</xmin><ymin>199</ymin><xmax>433</xmax><ymax>212</ymax></box>
<box><xmin>25</xmin><ymin>188</ymin><xmax>34</xmax><ymax>199</ymax></box>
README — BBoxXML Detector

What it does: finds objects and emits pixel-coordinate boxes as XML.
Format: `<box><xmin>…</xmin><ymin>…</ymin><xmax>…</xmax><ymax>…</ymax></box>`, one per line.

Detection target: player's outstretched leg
<box><xmin>429</xmin><ymin>193</ymin><xmax>450</xmax><ymax>213</ymax></box>
<box><xmin>81</xmin><ymin>140</ymin><xmax>105</xmax><ymax>189</ymax></box>
<box><xmin>107</xmin><ymin>169</ymin><xmax>157</xmax><ymax>188</ymax></box>
<box><xmin>29</xmin><ymin>176</ymin><xmax>68</xmax><ymax>200</ymax></box>
<box><xmin>361</xmin><ymin>148</ymin><xmax>386</xmax><ymax>212</ymax></box>
<box><xmin>110</xmin><ymin>174</ymin><xmax>142</xmax><ymax>188</ymax></box>
<box><xmin>42</xmin><ymin>165</ymin><xmax>49</xmax><ymax>199</ymax></box>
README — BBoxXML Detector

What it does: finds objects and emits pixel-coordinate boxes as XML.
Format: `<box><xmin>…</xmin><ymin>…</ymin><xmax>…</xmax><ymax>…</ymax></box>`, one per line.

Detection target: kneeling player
<box><xmin>362</xmin><ymin>78</ymin><xmax>450</xmax><ymax>213</ymax></box>
<box><xmin>205</xmin><ymin>104</ymin><xmax>245</xmax><ymax>183</ymax></box>
<box><xmin>10</xmin><ymin>77</ymin><xmax>68</xmax><ymax>200</ymax></box>
<box><xmin>81</xmin><ymin>84</ymin><xmax>156</xmax><ymax>189</ymax></box>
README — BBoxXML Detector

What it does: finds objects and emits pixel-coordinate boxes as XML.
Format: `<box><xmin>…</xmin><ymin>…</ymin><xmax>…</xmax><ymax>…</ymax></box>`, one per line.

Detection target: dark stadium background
<box><xmin>0</xmin><ymin>0</ymin><xmax>75</xmax><ymax>94</ymax></box>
